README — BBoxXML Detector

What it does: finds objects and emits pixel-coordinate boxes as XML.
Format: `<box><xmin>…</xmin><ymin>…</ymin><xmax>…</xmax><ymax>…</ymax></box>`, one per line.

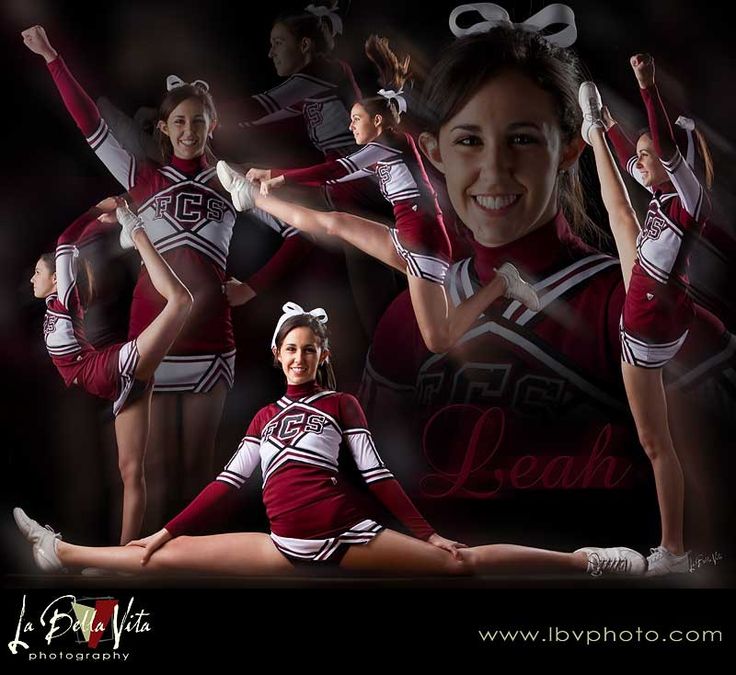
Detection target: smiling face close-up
<box><xmin>269</xmin><ymin>22</ymin><xmax>309</xmax><ymax>77</ymax></box>
<box><xmin>158</xmin><ymin>97</ymin><xmax>214</xmax><ymax>161</ymax></box>
<box><xmin>421</xmin><ymin>69</ymin><xmax>581</xmax><ymax>248</ymax></box>
<box><xmin>31</xmin><ymin>257</ymin><xmax>56</xmax><ymax>299</ymax></box>
<box><xmin>635</xmin><ymin>133</ymin><xmax>668</xmax><ymax>188</ymax></box>
<box><xmin>274</xmin><ymin>326</ymin><xmax>329</xmax><ymax>386</ymax></box>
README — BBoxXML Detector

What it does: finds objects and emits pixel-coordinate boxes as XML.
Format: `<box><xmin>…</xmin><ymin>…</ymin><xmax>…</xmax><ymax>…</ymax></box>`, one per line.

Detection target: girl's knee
<box><xmin>118</xmin><ymin>458</ymin><xmax>144</xmax><ymax>485</ymax></box>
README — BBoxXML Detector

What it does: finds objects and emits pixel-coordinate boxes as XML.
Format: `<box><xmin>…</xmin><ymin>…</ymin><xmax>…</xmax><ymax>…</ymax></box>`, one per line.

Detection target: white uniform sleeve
<box><xmin>242</xmin><ymin>107</ymin><xmax>302</xmax><ymax>127</ymax></box>
<box><xmin>54</xmin><ymin>245</ymin><xmax>79</xmax><ymax>310</ymax></box>
<box><xmin>329</xmin><ymin>168</ymin><xmax>376</xmax><ymax>184</ymax></box>
<box><xmin>252</xmin><ymin>73</ymin><xmax>334</xmax><ymax>114</ymax></box>
<box><xmin>340</xmin><ymin>394</ymin><xmax>394</xmax><ymax>484</ymax></box>
<box><xmin>344</xmin><ymin>428</ymin><xmax>394</xmax><ymax>484</ymax></box>
<box><xmin>86</xmin><ymin>118</ymin><xmax>138</xmax><ymax>190</ymax></box>
<box><xmin>217</xmin><ymin>433</ymin><xmax>261</xmax><ymax>489</ymax></box>
<box><xmin>336</xmin><ymin>142</ymin><xmax>400</xmax><ymax>174</ymax></box>
<box><xmin>661</xmin><ymin>149</ymin><xmax>705</xmax><ymax>220</ymax></box>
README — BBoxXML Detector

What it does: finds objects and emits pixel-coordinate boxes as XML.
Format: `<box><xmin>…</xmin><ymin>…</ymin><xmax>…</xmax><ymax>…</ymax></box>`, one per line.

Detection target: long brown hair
<box><xmin>360</xmin><ymin>35</ymin><xmax>411</xmax><ymax>129</ymax></box>
<box><xmin>155</xmin><ymin>83</ymin><xmax>218</xmax><ymax>165</ymax></box>
<box><xmin>420</xmin><ymin>27</ymin><xmax>601</xmax><ymax>242</ymax></box>
<box><xmin>272</xmin><ymin>314</ymin><xmax>336</xmax><ymax>390</ymax></box>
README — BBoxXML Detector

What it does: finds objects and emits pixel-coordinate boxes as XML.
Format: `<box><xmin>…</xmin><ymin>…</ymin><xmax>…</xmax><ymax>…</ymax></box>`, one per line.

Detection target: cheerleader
<box><xmin>218</xmin><ymin>35</ymin><xmax>540</xmax><ymax>353</ymax></box>
<box><xmin>13</xmin><ymin>303</ymin><xmax>644</xmax><ymax>578</ymax></box>
<box><xmin>31</xmin><ymin>199</ymin><xmax>192</xmax><ymax>543</ymax></box>
<box><xmin>579</xmin><ymin>53</ymin><xmax>712</xmax><ymax>575</ymax></box>
<box><xmin>22</xmin><ymin>25</ymin><xmax>238</xmax><ymax>527</ymax></box>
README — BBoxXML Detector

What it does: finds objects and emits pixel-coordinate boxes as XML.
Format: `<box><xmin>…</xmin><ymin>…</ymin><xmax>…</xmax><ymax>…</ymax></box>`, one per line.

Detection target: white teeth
<box><xmin>475</xmin><ymin>194</ymin><xmax>519</xmax><ymax>210</ymax></box>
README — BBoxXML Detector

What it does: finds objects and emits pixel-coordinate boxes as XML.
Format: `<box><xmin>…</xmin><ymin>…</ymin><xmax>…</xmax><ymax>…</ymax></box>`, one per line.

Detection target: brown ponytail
<box><xmin>360</xmin><ymin>35</ymin><xmax>411</xmax><ymax>128</ymax></box>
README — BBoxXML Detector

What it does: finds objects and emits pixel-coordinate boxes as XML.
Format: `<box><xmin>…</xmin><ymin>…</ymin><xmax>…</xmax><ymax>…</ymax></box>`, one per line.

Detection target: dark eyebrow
<box><xmin>450</xmin><ymin>122</ymin><xmax>543</xmax><ymax>133</ymax></box>
<box><xmin>508</xmin><ymin>122</ymin><xmax>542</xmax><ymax>131</ymax></box>
<box><xmin>450</xmin><ymin>124</ymin><xmax>482</xmax><ymax>133</ymax></box>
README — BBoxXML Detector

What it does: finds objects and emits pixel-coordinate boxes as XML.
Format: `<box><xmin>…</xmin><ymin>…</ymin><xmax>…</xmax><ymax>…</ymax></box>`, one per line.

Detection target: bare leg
<box><xmin>131</xmin><ymin>229</ymin><xmax>192</xmax><ymax>380</ymax></box>
<box><xmin>407</xmin><ymin>274</ymin><xmax>508</xmax><ymax>353</ymax></box>
<box><xmin>462</xmin><ymin>544</ymin><xmax>588</xmax><ymax>574</ymax></box>
<box><xmin>340</xmin><ymin>529</ymin><xmax>587</xmax><ymax>575</ymax></box>
<box><xmin>143</xmin><ymin>393</ymin><xmax>179</xmax><ymax>531</ymax></box>
<box><xmin>180</xmin><ymin>384</ymin><xmax>228</xmax><ymax>503</ymax></box>
<box><xmin>622</xmin><ymin>362</ymin><xmax>685</xmax><ymax>554</ymax></box>
<box><xmin>254</xmin><ymin>192</ymin><xmax>406</xmax><ymax>272</ymax></box>
<box><xmin>56</xmin><ymin>533</ymin><xmax>295</xmax><ymax>576</ymax></box>
<box><xmin>589</xmin><ymin>126</ymin><xmax>640</xmax><ymax>290</ymax></box>
<box><xmin>113</xmin><ymin>387</ymin><xmax>152</xmax><ymax>544</ymax></box>
<box><xmin>108</xmin><ymin>230</ymin><xmax>190</xmax><ymax>542</ymax></box>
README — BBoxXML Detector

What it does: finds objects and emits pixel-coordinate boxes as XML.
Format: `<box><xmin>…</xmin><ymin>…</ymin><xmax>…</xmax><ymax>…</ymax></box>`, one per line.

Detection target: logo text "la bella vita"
<box><xmin>8</xmin><ymin>594</ymin><xmax>151</xmax><ymax>654</ymax></box>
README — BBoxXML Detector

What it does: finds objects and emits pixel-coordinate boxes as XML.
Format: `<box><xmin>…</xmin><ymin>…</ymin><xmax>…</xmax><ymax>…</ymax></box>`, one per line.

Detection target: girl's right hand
<box><xmin>126</xmin><ymin>528</ymin><xmax>173</xmax><ymax>566</ymax></box>
<box><xmin>245</xmin><ymin>168</ymin><xmax>272</xmax><ymax>183</ymax></box>
<box><xmin>630</xmin><ymin>53</ymin><xmax>655</xmax><ymax>89</ymax></box>
<box><xmin>21</xmin><ymin>26</ymin><xmax>58</xmax><ymax>63</ymax></box>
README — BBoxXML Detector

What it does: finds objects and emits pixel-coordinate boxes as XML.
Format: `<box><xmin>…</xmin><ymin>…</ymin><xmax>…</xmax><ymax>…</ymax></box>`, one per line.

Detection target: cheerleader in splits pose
<box><xmin>14</xmin><ymin>303</ymin><xmax>644</xmax><ymax>578</ymax></box>
<box><xmin>579</xmin><ymin>53</ymin><xmax>712</xmax><ymax>574</ymax></box>
<box><xmin>31</xmin><ymin>199</ymin><xmax>192</xmax><ymax>543</ymax></box>
<box><xmin>23</xmin><ymin>26</ymin><xmax>239</xmax><ymax>527</ymax></box>
<box><xmin>218</xmin><ymin>35</ymin><xmax>540</xmax><ymax>353</ymax></box>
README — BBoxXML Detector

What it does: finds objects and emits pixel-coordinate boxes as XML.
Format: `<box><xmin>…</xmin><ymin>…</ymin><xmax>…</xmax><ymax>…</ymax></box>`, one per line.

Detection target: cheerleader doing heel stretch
<box><xmin>31</xmin><ymin>199</ymin><xmax>192</xmax><ymax>544</ymax></box>
<box><xmin>579</xmin><ymin>52</ymin><xmax>713</xmax><ymax>575</ymax></box>
<box><xmin>15</xmin><ymin>302</ymin><xmax>644</xmax><ymax>577</ymax></box>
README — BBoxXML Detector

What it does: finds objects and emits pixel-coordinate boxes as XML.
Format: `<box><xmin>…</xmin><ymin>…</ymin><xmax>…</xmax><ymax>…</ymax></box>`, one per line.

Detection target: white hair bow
<box><xmin>675</xmin><ymin>115</ymin><xmax>696</xmax><ymax>170</ymax></box>
<box><xmin>378</xmin><ymin>87</ymin><xmax>407</xmax><ymax>115</ymax></box>
<box><xmin>449</xmin><ymin>3</ymin><xmax>577</xmax><ymax>47</ymax></box>
<box><xmin>166</xmin><ymin>74</ymin><xmax>211</xmax><ymax>92</ymax></box>
<box><xmin>305</xmin><ymin>4</ymin><xmax>344</xmax><ymax>36</ymax></box>
<box><xmin>271</xmin><ymin>301</ymin><xmax>329</xmax><ymax>349</ymax></box>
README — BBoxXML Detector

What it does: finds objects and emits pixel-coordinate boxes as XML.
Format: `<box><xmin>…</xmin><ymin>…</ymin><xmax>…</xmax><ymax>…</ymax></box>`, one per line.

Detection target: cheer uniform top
<box><xmin>43</xmin><ymin>208</ymin><xmax>142</xmax><ymax>415</ymax></box>
<box><xmin>272</xmin><ymin>129</ymin><xmax>452</xmax><ymax>284</ymax></box>
<box><xmin>235</xmin><ymin>56</ymin><xmax>360</xmax><ymax>157</ymax></box>
<box><xmin>607</xmin><ymin>84</ymin><xmax>708</xmax><ymax>367</ymax></box>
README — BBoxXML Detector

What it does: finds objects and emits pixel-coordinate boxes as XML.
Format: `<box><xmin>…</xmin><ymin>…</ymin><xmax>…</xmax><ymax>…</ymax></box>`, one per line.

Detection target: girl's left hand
<box><xmin>630</xmin><ymin>53</ymin><xmax>655</xmax><ymax>89</ymax></box>
<box><xmin>428</xmin><ymin>533</ymin><xmax>468</xmax><ymax>561</ymax></box>
<box><xmin>246</xmin><ymin>167</ymin><xmax>272</xmax><ymax>183</ymax></box>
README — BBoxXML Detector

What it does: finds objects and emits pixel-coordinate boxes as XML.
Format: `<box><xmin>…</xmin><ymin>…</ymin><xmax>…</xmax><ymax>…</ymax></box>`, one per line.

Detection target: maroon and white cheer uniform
<box><xmin>165</xmin><ymin>380</ymin><xmax>435</xmax><ymax>562</ymax></box>
<box><xmin>44</xmin><ymin>56</ymin><xmax>236</xmax><ymax>392</ymax></box>
<box><xmin>607</xmin><ymin>84</ymin><xmax>708</xmax><ymax>368</ymax></box>
<box><xmin>44</xmin><ymin>208</ymin><xmax>142</xmax><ymax>415</ymax></box>
<box><xmin>272</xmin><ymin>129</ymin><xmax>452</xmax><ymax>284</ymax></box>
